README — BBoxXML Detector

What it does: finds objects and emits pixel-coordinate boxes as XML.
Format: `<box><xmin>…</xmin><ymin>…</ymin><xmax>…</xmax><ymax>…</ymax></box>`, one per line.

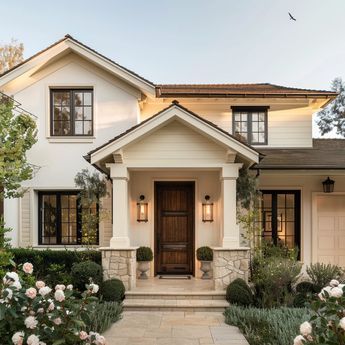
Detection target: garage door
<box><xmin>316</xmin><ymin>195</ymin><xmax>345</xmax><ymax>267</ymax></box>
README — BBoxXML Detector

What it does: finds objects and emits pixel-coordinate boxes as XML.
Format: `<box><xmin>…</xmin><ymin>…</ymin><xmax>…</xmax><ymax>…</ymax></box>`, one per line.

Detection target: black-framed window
<box><xmin>259</xmin><ymin>190</ymin><xmax>301</xmax><ymax>251</ymax></box>
<box><xmin>232</xmin><ymin>107</ymin><xmax>268</xmax><ymax>145</ymax></box>
<box><xmin>38</xmin><ymin>191</ymin><xmax>98</xmax><ymax>245</ymax></box>
<box><xmin>51</xmin><ymin>89</ymin><xmax>93</xmax><ymax>136</ymax></box>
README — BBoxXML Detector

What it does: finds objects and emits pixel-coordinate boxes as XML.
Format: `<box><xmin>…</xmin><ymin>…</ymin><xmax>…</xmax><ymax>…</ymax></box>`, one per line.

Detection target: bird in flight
<box><xmin>288</xmin><ymin>12</ymin><xmax>296</xmax><ymax>21</ymax></box>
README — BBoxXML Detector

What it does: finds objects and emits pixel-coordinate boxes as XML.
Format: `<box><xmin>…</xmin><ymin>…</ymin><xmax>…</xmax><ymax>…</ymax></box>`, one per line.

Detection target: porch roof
<box><xmin>85</xmin><ymin>101</ymin><xmax>260</xmax><ymax>173</ymax></box>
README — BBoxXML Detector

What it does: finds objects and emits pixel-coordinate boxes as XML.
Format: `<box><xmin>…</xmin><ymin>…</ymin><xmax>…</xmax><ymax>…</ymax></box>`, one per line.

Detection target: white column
<box><xmin>220</xmin><ymin>164</ymin><xmax>242</xmax><ymax>248</ymax></box>
<box><xmin>107</xmin><ymin>164</ymin><xmax>130</xmax><ymax>248</ymax></box>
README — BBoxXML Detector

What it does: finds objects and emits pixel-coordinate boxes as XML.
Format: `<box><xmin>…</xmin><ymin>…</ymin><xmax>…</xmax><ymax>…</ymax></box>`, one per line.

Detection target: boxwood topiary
<box><xmin>136</xmin><ymin>246</ymin><xmax>153</xmax><ymax>262</ymax></box>
<box><xmin>226</xmin><ymin>278</ymin><xmax>253</xmax><ymax>306</ymax></box>
<box><xmin>71</xmin><ymin>260</ymin><xmax>103</xmax><ymax>291</ymax></box>
<box><xmin>196</xmin><ymin>246</ymin><xmax>213</xmax><ymax>261</ymax></box>
<box><xmin>295</xmin><ymin>281</ymin><xmax>318</xmax><ymax>294</ymax></box>
<box><xmin>100</xmin><ymin>278</ymin><xmax>125</xmax><ymax>302</ymax></box>
<box><xmin>293</xmin><ymin>292</ymin><xmax>309</xmax><ymax>308</ymax></box>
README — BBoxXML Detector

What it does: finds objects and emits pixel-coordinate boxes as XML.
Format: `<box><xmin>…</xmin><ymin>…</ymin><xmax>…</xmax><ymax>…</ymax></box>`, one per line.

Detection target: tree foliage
<box><xmin>236</xmin><ymin>167</ymin><xmax>260</xmax><ymax>210</ymax></box>
<box><xmin>317</xmin><ymin>77</ymin><xmax>345</xmax><ymax>136</ymax></box>
<box><xmin>0</xmin><ymin>38</ymin><xmax>24</xmax><ymax>74</ymax></box>
<box><xmin>0</xmin><ymin>99</ymin><xmax>37</xmax><ymax>200</ymax></box>
<box><xmin>74</xmin><ymin>169</ymin><xmax>108</xmax><ymax>247</ymax></box>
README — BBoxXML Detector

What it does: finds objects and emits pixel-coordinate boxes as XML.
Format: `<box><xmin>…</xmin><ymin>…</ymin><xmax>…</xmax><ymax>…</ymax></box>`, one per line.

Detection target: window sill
<box><xmin>33</xmin><ymin>245</ymin><xmax>99</xmax><ymax>250</ymax></box>
<box><xmin>47</xmin><ymin>136</ymin><xmax>95</xmax><ymax>143</ymax></box>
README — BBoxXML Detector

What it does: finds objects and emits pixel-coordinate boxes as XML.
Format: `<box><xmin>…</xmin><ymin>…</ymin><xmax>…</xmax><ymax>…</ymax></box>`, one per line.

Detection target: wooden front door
<box><xmin>155</xmin><ymin>182</ymin><xmax>195</xmax><ymax>275</ymax></box>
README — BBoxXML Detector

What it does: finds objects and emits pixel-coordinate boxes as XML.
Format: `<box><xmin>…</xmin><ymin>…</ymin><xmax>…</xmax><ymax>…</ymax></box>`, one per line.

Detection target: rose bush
<box><xmin>293</xmin><ymin>279</ymin><xmax>345</xmax><ymax>345</ymax></box>
<box><xmin>0</xmin><ymin>262</ymin><xmax>106</xmax><ymax>345</ymax></box>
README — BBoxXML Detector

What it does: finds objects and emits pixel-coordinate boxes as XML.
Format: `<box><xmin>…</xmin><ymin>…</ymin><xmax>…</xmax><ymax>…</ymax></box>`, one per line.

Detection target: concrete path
<box><xmin>103</xmin><ymin>311</ymin><xmax>249</xmax><ymax>345</ymax></box>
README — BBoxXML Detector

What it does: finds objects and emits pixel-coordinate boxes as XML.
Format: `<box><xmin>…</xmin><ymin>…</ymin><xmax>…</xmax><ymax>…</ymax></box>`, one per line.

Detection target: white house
<box><xmin>1</xmin><ymin>35</ymin><xmax>343</xmax><ymax>290</ymax></box>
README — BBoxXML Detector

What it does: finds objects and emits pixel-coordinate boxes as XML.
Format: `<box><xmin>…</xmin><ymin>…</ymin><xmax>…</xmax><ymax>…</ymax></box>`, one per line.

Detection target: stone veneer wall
<box><xmin>213</xmin><ymin>248</ymin><xmax>250</xmax><ymax>290</ymax></box>
<box><xmin>101</xmin><ymin>248</ymin><xmax>137</xmax><ymax>291</ymax></box>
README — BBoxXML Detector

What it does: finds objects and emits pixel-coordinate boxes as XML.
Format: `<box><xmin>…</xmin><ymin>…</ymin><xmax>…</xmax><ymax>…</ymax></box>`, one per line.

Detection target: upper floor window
<box><xmin>232</xmin><ymin>107</ymin><xmax>268</xmax><ymax>145</ymax></box>
<box><xmin>51</xmin><ymin>89</ymin><xmax>93</xmax><ymax>136</ymax></box>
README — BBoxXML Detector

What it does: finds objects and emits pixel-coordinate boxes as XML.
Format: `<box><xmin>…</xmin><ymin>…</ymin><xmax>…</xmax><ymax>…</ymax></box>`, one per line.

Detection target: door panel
<box><xmin>155</xmin><ymin>182</ymin><xmax>194</xmax><ymax>275</ymax></box>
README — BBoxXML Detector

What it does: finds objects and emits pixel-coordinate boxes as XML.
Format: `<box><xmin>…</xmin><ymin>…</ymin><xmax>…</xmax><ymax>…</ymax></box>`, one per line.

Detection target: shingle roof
<box><xmin>85</xmin><ymin>100</ymin><xmax>260</xmax><ymax>160</ymax></box>
<box><xmin>253</xmin><ymin>139</ymin><xmax>345</xmax><ymax>170</ymax></box>
<box><xmin>156</xmin><ymin>83</ymin><xmax>338</xmax><ymax>99</ymax></box>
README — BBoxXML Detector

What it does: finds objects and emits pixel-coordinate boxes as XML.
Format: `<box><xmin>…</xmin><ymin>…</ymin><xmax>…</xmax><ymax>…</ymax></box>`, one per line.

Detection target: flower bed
<box><xmin>0</xmin><ymin>261</ymin><xmax>112</xmax><ymax>345</ymax></box>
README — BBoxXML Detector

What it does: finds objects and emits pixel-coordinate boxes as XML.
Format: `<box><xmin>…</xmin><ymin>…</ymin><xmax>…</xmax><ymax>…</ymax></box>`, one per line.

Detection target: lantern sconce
<box><xmin>137</xmin><ymin>195</ymin><xmax>148</xmax><ymax>222</ymax></box>
<box><xmin>322</xmin><ymin>177</ymin><xmax>335</xmax><ymax>193</ymax></box>
<box><xmin>202</xmin><ymin>195</ymin><xmax>214</xmax><ymax>222</ymax></box>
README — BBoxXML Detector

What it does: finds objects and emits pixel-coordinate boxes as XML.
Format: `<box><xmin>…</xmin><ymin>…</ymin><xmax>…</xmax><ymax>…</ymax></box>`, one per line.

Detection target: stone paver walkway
<box><xmin>103</xmin><ymin>311</ymin><xmax>249</xmax><ymax>345</ymax></box>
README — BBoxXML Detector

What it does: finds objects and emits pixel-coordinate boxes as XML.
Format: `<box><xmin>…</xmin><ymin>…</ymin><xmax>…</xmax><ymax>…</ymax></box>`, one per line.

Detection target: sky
<box><xmin>1</xmin><ymin>0</ymin><xmax>345</xmax><ymax>136</ymax></box>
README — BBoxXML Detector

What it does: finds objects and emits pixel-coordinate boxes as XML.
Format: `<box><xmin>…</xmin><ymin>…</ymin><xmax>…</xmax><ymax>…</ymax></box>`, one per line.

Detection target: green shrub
<box><xmin>71</xmin><ymin>260</ymin><xmax>103</xmax><ymax>291</ymax></box>
<box><xmin>100</xmin><ymin>278</ymin><xmax>125</xmax><ymax>302</ymax></box>
<box><xmin>88</xmin><ymin>301</ymin><xmax>123</xmax><ymax>334</ymax></box>
<box><xmin>224</xmin><ymin>306</ymin><xmax>310</xmax><ymax>345</ymax></box>
<box><xmin>9</xmin><ymin>248</ymin><xmax>101</xmax><ymax>278</ymax></box>
<box><xmin>226</xmin><ymin>278</ymin><xmax>253</xmax><ymax>306</ymax></box>
<box><xmin>44</xmin><ymin>263</ymin><xmax>73</xmax><ymax>286</ymax></box>
<box><xmin>196</xmin><ymin>246</ymin><xmax>213</xmax><ymax>261</ymax></box>
<box><xmin>293</xmin><ymin>293</ymin><xmax>309</xmax><ymax>308</ymax></box>
<box><xmin>136</xmin><ymin>246</ymin><xmax>153</xmax><ymax>262</ymax></box>
<box><xmin>306</xmin><ymin>262</ymin><xmax>344</xmax><ymax>291</ymax></box>
<box><xmin>295</xmin><ymin>281</ymin><xmax>317</xmax><ymax>294</ymax></box>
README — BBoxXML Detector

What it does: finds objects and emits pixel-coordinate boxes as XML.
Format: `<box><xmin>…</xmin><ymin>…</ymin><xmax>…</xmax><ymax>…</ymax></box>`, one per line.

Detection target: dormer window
<box><xmin>51</xmin><ymin>89</ymin><xmax>93</xmax><ymax>136</ymax></box>
<box><xmin>232</xmin><ymin>106</ymin><xmax>268</xmax><ymax>145</ymax></box>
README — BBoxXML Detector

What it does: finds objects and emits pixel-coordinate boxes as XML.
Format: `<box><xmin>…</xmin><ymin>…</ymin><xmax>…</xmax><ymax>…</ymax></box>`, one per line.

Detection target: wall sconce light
<box><xmin>137</xmin><ymin>195</ymin><xmax>148</xmax><ymax>222</ymax></box>
<box><xmin>322</xmin><ymin>177</ymin><xmax>335</xmax><ymax>193</ymax></box>
<box><xmin>202</xmin><ymin>195</ymin><xmax>214</xmax><ymax>222</ymax></box>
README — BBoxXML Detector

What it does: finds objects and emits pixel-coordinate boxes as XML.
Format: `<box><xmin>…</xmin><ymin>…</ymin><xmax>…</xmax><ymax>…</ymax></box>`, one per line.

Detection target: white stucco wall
<box><xmin>258</xmin><ymin>172</ymin><xmax>345</xmax><ymax>266</ymax></box>
<box><xmin>129</xmin><ymin>170</ymin><xmax>221</xmax><ymax>278</ymax></box>
<box><xmin>2</xmin><ymin>54</ymin><xmax>140</xmax><ymax>246</ymax></box>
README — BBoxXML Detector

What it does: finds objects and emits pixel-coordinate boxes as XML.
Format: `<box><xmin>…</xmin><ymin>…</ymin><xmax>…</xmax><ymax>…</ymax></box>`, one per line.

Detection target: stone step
<box><xmin>123</xmin><ymin>298</ymin><xmax>229</xmax><ymax>312</ymax></box>
<box><xmin>125</xmin><ymin>291</ymin><xmax>226</xmax><ymax>300</ymax></box>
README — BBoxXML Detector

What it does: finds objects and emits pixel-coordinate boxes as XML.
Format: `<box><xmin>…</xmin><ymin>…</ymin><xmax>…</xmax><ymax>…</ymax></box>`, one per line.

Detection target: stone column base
<box><xmin>100</xmin><ymin>247</ymin><xmax>138</xmax><ymax>291</ymax></box>
<box><xmin>212</xmin><ymin>247</ymin><xmax>250</xmax><ymax>291</ymax></box>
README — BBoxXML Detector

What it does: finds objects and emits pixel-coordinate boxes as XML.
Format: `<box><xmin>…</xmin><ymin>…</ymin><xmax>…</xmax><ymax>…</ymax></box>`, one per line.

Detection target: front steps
<box><xmin>124</xmin><ymin>291</ymin><xmax>228</xmax><ymax>312</ymax></box>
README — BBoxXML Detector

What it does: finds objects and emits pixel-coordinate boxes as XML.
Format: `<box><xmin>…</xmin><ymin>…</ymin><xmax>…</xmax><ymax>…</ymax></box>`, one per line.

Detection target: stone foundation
<box><xmin>212</xmin><ymin>248</ymin><xmax>250</xmax><ymax>290</ymax></box>
<box><xmin>100</xmin><ymin>247</ymin><xmax>137</xmax><ymax>291</ymax></box>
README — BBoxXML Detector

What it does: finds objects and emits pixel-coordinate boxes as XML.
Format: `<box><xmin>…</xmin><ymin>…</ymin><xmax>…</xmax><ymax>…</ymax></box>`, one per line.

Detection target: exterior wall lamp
<box><xmin>137</xmin><ymin>195</ymin><xmax>148</xmax><ymax>222</ymax></box>
<box><xmin>202</xmin><ymin>195</ymin><xmax>214</xmax><ymax>222</ymax></box>
<box><xmin>322</xmin><ymin>177</ymin><xmax>335</xmax><ymax>193</ymax></box>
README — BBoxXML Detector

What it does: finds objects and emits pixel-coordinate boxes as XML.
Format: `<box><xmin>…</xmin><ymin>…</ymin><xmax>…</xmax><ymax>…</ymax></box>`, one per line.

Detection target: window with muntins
<box><xmin>258</xmin><ymin>190</ymin><xmax>301</xmax><ymax>253</ymax></box>
<box><xmin>38</xmin><ymin>191</ymin><xmax>98</xmax><ymax>245</ymax></box>
<box><xmin>51</xmin><ymin>89</ymin><xmax>93</xmax><ymax>136</ymax></box>
<box><xmin>232</xmin><ymin>107</ymin><xmax>268</xmax><ymax>145</ymax></box>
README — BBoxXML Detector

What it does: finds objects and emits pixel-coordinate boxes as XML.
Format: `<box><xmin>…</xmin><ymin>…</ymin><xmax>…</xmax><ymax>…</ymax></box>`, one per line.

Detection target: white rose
<box><xmin>66</xmin><ymin>284</ymin><xmax>73</xmax><ymax>290</ymax></box>
<box><xmin>330</xmin><ymin>279</ymin><xmax>339</xmax><ymax>287</ymax></box>
<box><xmin>95</xmin><ymin>334</ymin><xmax>106</xmax><ymax>345</ymax></box>
<box><xmin>24</xmin><ymin>316</ymin><xmax>38</xmax><ymax>329</ymax></box>
<box><xmin>89</xmin><ymin>283</ymin><xmax>99</xmax><ymax>294</ymax></box>
<box><xmin>39</xmin><ymin>286</ymin><xmax>52</xmax><ymax>297</ymax></box>
<box><xmin>35</xmin><ymin>281</ymin><xmax>45</xmax><ymax>289</ymax></box>
<box><xmin>23</xmin><ymin>262</ymin><xmax>33</xmax><ymax>274</ymax></box>
<box><xmin>3</xmin><ymin>272</ymin><xmax>19</xmax><ymax>284</ymax></box>
<box><xmin>53</xmin><ymin>317</ymin><xmax>62</xmax><ymax>325</ymax></box>
<box><xmin>79</xmin><ymin>331</ymin><xmax>88</xmax><ymax>340</ymax></box>
<box><xmin>320</xmin><ymin>286</ymin><xmax>332</xmax><ymax>298</ymax></box>
<box><xmin>300</xmin><ymin>321</ymin><xmax>312</xmax><ymax>336</ymax></box>
<box><xmin>294</xmin><ymin>335</ymin><xmax>306</xmax><ymax>345</ymax></box>
<box><xmin>54</xmin><ymin>289</ymin><xmax>65</xmax><ymax>302</ymax></box>
<box><xmin>25</xmin><ymin>288</ymin><xmax>37</xmax><ymax>299</ymax></box>
<box><xmin>12</xmin><ymin>280</ymin><xmax>22</xmax><ymax>290</ymax></box>
<box><xmin>27</xmin><ymin>334</ymin><xmax>40</xmax><ymax>345</ymax></box>
<box><xmin>338</xmin><ymin>317</ymin><xmax>345</xmax><ymax>330</ymax></box>
<box><xmin>5</xmin><ymin>288</ymin><xmax>13</xmax><ymax>300</ymax></box>
<box><xmin>37</xmin><ymin>308</ymin><xmax>44</xmax><ymax>314</ymax></box>
<box><xmin>11</xmin><ymin>331</ymin><xmax>24</xmax><ymax>345</ymax></box>
<box><xmin>330</xmin><ymin>287</ymin><xmax>343</xmax><ymax>298</ymax></box>
<box><xmin>55</xmin><ymin>284</ymin><xmax>66</xmax><ymax>291</ymax></box>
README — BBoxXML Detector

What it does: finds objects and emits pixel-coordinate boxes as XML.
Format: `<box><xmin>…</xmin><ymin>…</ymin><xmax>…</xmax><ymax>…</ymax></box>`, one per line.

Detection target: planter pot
<box><xmin>200</xmin><ymin>260</ymin><xmax>212</xmax><ymax>279</ymax></box>
<box><xmin>137</xmin><ymin>261</ymin><xmax>150</xmax><ymax>279</ymax></box>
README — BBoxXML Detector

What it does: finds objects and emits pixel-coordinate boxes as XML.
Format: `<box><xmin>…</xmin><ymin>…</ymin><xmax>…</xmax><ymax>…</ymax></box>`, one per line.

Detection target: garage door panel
<box><xmin>339</xmin><ymin>237</ymin><xmax>345</xmax><ymax>250</ymax></box>
<box><xmin>318</xmin><ymin>255</ymin><xmax>336</xmax><ymax>265</ymax></box>
<box><xmin>318</xmin><ymin>216</ymin><xmax>335</xmax><ymax>233</ymax></box>
<box><xmin>318</xmin><ymin>236</ymin><xmax>335</xmax><ymax>250</ymax></box>
<box><xmin>339</xmin><ymin>217</ymin><xmax>345</xmax><ymax>231</ymax></box>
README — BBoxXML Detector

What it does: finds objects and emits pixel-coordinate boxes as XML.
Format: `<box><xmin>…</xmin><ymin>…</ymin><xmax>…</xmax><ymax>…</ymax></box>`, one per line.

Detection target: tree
<box><xmin>74</xmin><ymin>169</ymin><xmax>108</xmax><ymax>248</ymax></box>
<box><xmin>0</xmin><ymin>38</ymin><xmax>24</xmax><ymax>74</ymax></box>
<box><xmin>0</xmin><ymin>98</ymin><xmax>37</xmax><ymax>204</ymax></box>
<box><xmin>317</xmin><ymin>77</ymin><xmax>345</xmax><ymax>136</ymax></box>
